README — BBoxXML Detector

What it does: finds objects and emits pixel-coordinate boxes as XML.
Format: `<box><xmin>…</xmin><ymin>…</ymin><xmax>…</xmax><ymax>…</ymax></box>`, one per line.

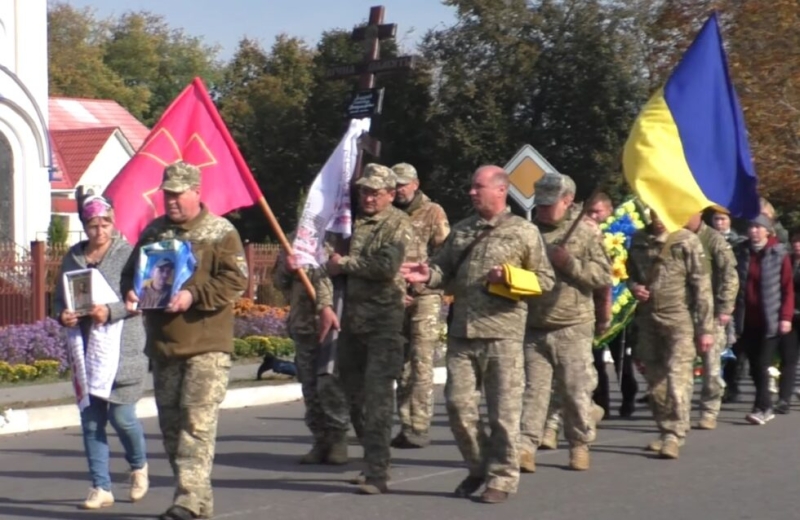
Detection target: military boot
<box><xmin>299</xmin><ymin>438</ymin><xmax>329</xmax><ymax>465</ymax></box>
<box><xmin>325</xmin><ymin>430</ymin><xmax>349</xmax><ymax>465</ymax></box>
<box><xmin>696</xmin><ymin>414</ymin><xmax>717</xmax><ymax>430</ymax></box>
<box><xmin>540</xmin><ymin>428</ymin><xmax>558</xmax><ymax>450</ymax></box>
<box><xmin>569</xmin><ymin>445</ymin><xmax>590</xmax><ymax>471</ymax></box>
<box><xmin>647</xmin><ymin>435</ymin><xmax>684</xmax><ymax>453</ymax></box>
<box><xmin>519</xmin><ymin>449</ymin><xmax>536</xmax><ymax>473</ymax></box>
<box><xmin>659</xmin><ymin>436</ymin><xmax>681</xmax><ymax>460</ymax></box>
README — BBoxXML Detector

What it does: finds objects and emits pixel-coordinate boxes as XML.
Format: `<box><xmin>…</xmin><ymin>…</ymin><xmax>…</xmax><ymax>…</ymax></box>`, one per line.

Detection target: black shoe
<box><xmin>392</xmin><ymin>432</ymin><xmax>429</xmax><ymax>449</ymax></box>
<box><xmin>454</xmin><ymin>476</ymin><xmax>485</xmax><ymax>498</ymax></box>
<box><xmin>775</xmin><ymin>400</ymin><xmax>791</xmax><ymax>414</ymax></box>
<box><xmin>722</xmin><ymin>391</ymin><xmax>739</xmax><ymax>404</ymax></box>
<box><xmin>390</xmin><ymin>433</ymin><xmax>407</xmax><ymax>448</ymax></box>
<box><xmin>636</xmin><ymin>394</ymin><xmax>650</xmax><ymax>404</ymax></box>
<box><xmin>159</xmin><ymin>505</ymin><xmax>202</xmax><ymax>520</ymax></box>
<box><xmin>619</xmin><ymin>402</ymin><xmax>635</xmax><ymax>418</ymax></box>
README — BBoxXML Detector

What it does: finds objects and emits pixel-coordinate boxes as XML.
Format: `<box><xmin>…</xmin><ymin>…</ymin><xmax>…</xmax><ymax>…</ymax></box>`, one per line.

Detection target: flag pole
<box><xmin>256</xmin><ymin>196</ymin><xmax>316</xmax><ymax>301</ymax></box>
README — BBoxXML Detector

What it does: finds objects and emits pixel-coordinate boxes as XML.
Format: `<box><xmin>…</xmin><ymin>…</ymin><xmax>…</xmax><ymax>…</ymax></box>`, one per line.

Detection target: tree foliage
<box><xmin>47</xmin><ymin>0</ymin><xmax>799</xmax><ymax>235</ymax></box>
<box><xmin>47</xmin><ymin>2</ymin><xmax>221</xmax><ymax>125</ymax></box>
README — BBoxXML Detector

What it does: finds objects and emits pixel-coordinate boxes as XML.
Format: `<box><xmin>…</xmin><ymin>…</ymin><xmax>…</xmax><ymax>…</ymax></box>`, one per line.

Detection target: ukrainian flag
<box><xmin>623</xmin><ymin>13</ymin><xmax>760</xmax><ymax>231</ymax></box>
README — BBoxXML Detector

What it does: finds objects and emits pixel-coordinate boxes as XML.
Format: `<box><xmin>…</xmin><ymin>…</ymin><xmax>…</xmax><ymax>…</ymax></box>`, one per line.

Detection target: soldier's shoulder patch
<box><xmin>234</xmin><ymin>250</ymin><xmax>249</xmax><ymax>279</ymax></box>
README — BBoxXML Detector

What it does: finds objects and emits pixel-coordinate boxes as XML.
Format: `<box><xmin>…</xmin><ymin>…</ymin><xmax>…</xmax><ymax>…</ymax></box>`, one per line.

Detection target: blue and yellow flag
<box><xmin>623</xmin><ymin>13</ymin><xmax>760</xmax><ymax>231</ymax></box>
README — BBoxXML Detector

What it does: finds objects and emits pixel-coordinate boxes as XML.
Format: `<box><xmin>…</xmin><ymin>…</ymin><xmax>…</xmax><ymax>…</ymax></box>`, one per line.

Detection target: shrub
<box><xmin>232</xmin><ymin>338</ymin><xmax>253</xmax><ymax>359</ymax></box>
<box><xmin>243</xmin><ymin>336</ymin><xmax>295</xmax><ymax>358</ymax></box>
<box><xmin>0</xmin><ymin>360</ymin><xmax>64</xmax><ymax>383</ymax></box>
<box><xmin>0</xmin><ymin>318</ymin><xmax>68</xmax><ymax>372</ymax></box>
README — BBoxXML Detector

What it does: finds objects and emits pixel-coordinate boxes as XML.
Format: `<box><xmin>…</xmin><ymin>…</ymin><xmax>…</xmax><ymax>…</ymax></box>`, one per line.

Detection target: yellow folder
<box><xmin>487</xmin><ymin>264</ymin><xmax>542</xmax><ymax>301</ymax></box>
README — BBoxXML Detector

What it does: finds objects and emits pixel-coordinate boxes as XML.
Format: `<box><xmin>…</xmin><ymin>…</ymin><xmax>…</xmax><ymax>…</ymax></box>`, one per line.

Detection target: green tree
<box><xmin>421</xmin><ymin>0</ymin><xmax>647</xmax><ymax>219</ymax></box>
<box><xmin>103</xmin><ymin>11</ymin><xmax>222</xmax><ymax>124</ymax></box>
<box><xmin>47</xmin><ymin>2</ymin><xmax>221</xmax><ymax>125</ymax></box>
<box><xmin>47</xmin><ymin>215</ymin><xmax>69</xmax><ymax>248</ymax></box>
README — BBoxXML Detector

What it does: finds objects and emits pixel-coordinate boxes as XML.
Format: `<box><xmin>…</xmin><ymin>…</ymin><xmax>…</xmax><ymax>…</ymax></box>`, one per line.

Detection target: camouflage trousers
<box><xmin>699</xmin><ymin>322</ymin><xmax>726</xmax><ymax>418</ymax></box>
<box><xmin>338</xmin><ymin>329</ymin><xmax>404</xmax><ymax>480</ymax></box>
<box><xmin>293</xmin><ymin>334</ymin><xmax>349</xmax><ymax>441</ymax></box>
<box><xmin>445</xmin><ymin>337</ymin><xmax>524</xmax><ymax>494</ymax></box>
<box><xmin>152</xmin><ymin>352</ymin><xmax>231</xmax><ymax>518</ymax></box>
<box><xmin>397</xmin><ymin>294</ymin><xmax>441</xmax><ymax>439</ymax></box>
<box><xmin>520</xmin><ymin>323</ymin><xmax>598</xmax><ymax>452</ymax></box>
<box><xmin>635</xmin><ymin>317</ymin><xmax>695</xmax><ymax>440</ymax></box>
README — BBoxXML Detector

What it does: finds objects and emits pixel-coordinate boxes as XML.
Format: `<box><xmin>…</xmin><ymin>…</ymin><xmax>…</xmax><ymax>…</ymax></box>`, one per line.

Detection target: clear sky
<box><xmin>63</xmin><ymin>0</ymin><xmax>458</xmax><ymax>60</ymax></box>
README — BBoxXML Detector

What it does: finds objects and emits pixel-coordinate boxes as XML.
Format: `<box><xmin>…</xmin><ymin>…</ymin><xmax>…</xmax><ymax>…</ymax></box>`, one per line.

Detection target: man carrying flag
<box><xmin>622</xmin><ymin>12</ymin><xmax>760</xmax><ymax>459</ymax></box>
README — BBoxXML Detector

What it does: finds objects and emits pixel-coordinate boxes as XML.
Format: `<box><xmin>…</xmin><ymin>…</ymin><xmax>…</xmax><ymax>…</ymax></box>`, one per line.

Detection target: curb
<box><xmin>0</xmin><ymin>367</ymin><xmax>448</xmax><ymax>436</ymax></box>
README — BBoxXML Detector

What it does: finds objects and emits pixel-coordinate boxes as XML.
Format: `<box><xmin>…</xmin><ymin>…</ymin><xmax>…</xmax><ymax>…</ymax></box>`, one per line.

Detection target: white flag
<box><xmin>293</xmin><ymin>118</ymin><xmax>371</xmax><ymax>267</ymax></box>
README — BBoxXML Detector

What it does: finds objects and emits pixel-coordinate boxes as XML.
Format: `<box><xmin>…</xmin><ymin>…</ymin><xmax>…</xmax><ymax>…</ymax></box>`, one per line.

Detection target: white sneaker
<box><xmin>130</xmin><ymin>463</ymin><xmax>149</xmax><ymax>502</ymax></box>
<box><xmin>80</xmin><ymin>487</ymin><xmax>114</xmax><ymax>509</ymax></box>
<box><xmin>603</xmin><ymin>348</ymin><xmax>613</xmax><ymax>364</ymax></box>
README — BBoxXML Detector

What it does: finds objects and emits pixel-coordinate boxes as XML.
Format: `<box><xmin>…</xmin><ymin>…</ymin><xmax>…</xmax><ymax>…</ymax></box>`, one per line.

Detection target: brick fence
<box><xmin>0</xmin><ymin>241</ymin><xmax>283</xmax><ymax>327</ymax></box>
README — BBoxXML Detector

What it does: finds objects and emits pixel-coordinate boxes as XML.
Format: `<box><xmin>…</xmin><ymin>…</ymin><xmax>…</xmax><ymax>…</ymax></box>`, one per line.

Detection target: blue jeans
<box><xmin>80</xmin><ymin>396</ymin><xmax>147</xmax><ymax>490</ymax></box>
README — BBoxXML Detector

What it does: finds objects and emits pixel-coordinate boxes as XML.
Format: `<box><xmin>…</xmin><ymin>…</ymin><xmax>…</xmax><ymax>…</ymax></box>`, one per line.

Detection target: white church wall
<box><xmin>0</xmin><ymin>1</ymin><xmax>51</xmax><ymax>247</ymax></box>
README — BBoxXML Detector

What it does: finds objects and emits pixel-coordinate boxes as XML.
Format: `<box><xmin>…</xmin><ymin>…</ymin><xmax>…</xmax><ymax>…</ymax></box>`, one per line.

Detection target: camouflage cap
<box><xmin>160</xmin><ymin>161</ymin><xmax>201</xmax><ymax>193</ymax></box>
<box><xmin>534</xmin><ymin>173</ymin><xmax>576</xmax><ymax>206</ymax></box>
<box><xmin>355</xmin><ymin>163</ymin><xmax>397</xmax><ymax>190</ymax></box>
<box><xmin>391</xmin><ymin>163</ymin><xmax>418</xmax><ymax>185</ymax></box>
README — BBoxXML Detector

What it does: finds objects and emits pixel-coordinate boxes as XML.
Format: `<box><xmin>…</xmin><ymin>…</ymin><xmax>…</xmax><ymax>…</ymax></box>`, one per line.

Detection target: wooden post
<box><xmin>30</xmin><ymin>241</ymin><xmax>46</xmax><ymax>323</ymax></box>
<box><xmin>243</xmin><ymin>242</ymin><xmax>255</xmax><ymax>300</ymax></box>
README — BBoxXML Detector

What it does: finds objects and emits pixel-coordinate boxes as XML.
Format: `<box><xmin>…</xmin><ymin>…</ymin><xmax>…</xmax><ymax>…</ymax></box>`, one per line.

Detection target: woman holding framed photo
<box><xmin>53</xmin><ymin>193</ymin><xmax>150</xmax><ymax>510</ymax></box>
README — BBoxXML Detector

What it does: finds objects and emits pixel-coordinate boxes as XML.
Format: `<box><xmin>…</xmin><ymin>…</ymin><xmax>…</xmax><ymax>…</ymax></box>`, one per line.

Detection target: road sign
<box><xmin>503</xmin><ymin>144</ymin><xmax>559</xmax><ymax>212</ymax></box>
<box><xmin>346</xmin><ymin>88</ymin><xmax>385</xmax><ymax>119</ymax></box>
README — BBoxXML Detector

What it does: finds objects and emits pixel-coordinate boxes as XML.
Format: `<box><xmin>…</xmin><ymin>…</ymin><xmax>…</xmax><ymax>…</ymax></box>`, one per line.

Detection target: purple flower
<box><xmin>0</xmin><ymin>318</ymin><xmax>69</xmax><ymax>372</ymax></box>
<box><xmin>235</xmin><ymin>314</ymin><xmax>287</xmax><ymax>338</ymax></box>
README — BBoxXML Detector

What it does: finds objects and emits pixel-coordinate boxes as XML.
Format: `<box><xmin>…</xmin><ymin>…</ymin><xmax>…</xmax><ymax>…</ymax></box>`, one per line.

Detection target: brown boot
<box><xmin>659</xmin><ymin>437</ymin><xmax>681</xmax><ymax>460</ymax></box>
<box><xmin>299</xmin><ymin>441</ymin><xmax>328</xmax><ymax>464</ymax></box>
<box><xmin>325</xmin><ymin>431</ymin><xmax>349</xmax><ymax>465</ymax></box>
<box><xmin>357</xmin><ymin>478</ymin><xmax>389</xmax><ymax>495</ymax></box>
<box><xmin>540</xmin><ymin>428</ymin><xmax>558</xmax><ymax>450</ymax></box>
<box><xmin>519</xmin><ymin>449</ymin><xmax>536</xmax><ymax>473</ymax></box>
<box><xmin>480</xmin><ymin>488</ymin><xmax>509</xmax><ymax>504</ymax></box>
<box><xmin>696</xmin><ymin>414</ymin><xmax>717</xmax><ymax>430</ymax></box>
<box><xmin>569</xmin><ymin>445</ymin><xmax>590</xmax><ymax>471</ymax></box>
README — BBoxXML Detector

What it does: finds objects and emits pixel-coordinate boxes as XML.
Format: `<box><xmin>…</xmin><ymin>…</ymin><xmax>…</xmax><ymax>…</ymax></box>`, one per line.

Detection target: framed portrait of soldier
<box><xmin>65</xmin><ymin>270</ymin><xmax>94</xmax><ymax>316</ymax></box>
<box><xmin>134</xmin><ymin>239</ymin><xmax>197</xmax><ymax>311</ymax></box>
<box><xmin>138</xmin><ymin>254</ymin><xmax>177</xmax><ymax>309</ymax></box>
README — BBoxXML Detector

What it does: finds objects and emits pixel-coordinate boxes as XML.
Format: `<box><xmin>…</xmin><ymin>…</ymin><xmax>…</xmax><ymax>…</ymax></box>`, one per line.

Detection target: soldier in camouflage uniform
<box><xmin>390</xmin><ymin>163</ymin><xmax>450</xmax><ymax>449</ymax></box>
<box><xmin>314</xmin><ymin>164</ymin><xmax>411</xmax><ymax>495</ymax></box>
<box><xmin>626</xmin><ymin>209</ymin><xmax>715</xmax><ymax>460</ymax></box>
<box><xmin>273</xmin><ymin>234</ymin><xmax>350</xmax><ymax>465</ymax></box>
<box><xmin>519</xmin><ymin>173</ymin><xmax>611</xmax><ymax>473</ymax></box>
<box><xmin>122</xmin><ymin>161</ymin><xmax>248</xmax><ymax>520</ymax></box>
<box><xmin>403</xmin><ymin>165</ymin><xmax>555</xmax><ymax>504</ymax></box>
<box><xmin>685</xmin><ymin>213</ymin><xmax>739</xmax><ymax>430</ymax></box>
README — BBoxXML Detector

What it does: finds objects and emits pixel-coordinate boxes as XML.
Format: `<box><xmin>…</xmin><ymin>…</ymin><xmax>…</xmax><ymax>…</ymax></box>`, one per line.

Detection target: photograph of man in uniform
<box><xmin>70</xmin><ymin>276</ymin><xmax>93</xmax><ymax>315</ymax></box>
<box><xmin>139</xmin><ymin>257</ymin><xmax>175</xmax><ymax>309</ymax></box>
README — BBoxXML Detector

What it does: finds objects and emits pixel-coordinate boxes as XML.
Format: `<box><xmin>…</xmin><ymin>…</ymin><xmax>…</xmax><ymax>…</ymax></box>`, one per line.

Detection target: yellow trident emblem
<box><xmin>139</xmin><ymin>128</ymin><xmax>218</xmax><ymax>215</ymax></box>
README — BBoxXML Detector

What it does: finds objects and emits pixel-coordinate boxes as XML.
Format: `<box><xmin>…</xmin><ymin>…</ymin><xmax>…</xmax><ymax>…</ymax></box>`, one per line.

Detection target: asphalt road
<box><xmin>0</xmin><ymin>377</ymin><xmax>797</xmax><ymax>520</ymax></box>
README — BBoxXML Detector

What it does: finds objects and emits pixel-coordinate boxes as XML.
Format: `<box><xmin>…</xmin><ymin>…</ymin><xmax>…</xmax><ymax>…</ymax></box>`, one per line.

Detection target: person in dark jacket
<box><xmin>774</xmin><ymin>231</ymin><xmax>800</xmax><ymax>413</ymax></box>
<box><xmin>725</xmin><ymin>214</ymin><xmax>794</xmax><ymax>424</ymax></box>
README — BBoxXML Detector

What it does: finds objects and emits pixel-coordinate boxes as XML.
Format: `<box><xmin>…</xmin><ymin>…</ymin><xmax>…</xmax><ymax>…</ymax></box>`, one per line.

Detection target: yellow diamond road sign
<box><xmin>504</xmin><ymin>144</ymin><xmax>558</xmax><ymax>211</ymax></box>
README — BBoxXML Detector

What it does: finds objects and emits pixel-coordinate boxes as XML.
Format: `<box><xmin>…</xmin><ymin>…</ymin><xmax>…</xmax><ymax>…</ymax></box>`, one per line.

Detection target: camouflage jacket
<box><xmin>528</xmin><ymin>207</ymin><xmax>612</xmax><ymax>329</ymax></box>
<box><xmin>427</xmin><ymin>207</ymin><xmax>555</xmax><ymax>340</ymax></box>
<box><xmin>696</xmin><ymin>221</ymin><xmax>739</xmax><ymax>316</ymax></box>
<box><xmin>626</xmin><ymin>228</ymin><xmax>714</xmax><ymax>336</ymax></box>
<box><xmin>315</xmin><ymin>206</ymin><xmax>411</xmax><ymax>335</ymax></box>
<box><xmin>273</xmin><ymin>255</ymin><xmax>321</xmax><ymax>339</ymax></box>
<box><xmin>399</xmin><ymin>191</ymin><xmax>450</xmax><ymax>296</ymax></box>
<box><xmin>122</xmin><ymin>205</ymin><xmax>249</xmax><ymax>358</ymax></box>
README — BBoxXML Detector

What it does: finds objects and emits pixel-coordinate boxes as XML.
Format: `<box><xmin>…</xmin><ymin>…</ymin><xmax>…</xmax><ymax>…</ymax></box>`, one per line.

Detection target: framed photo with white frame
<box><xmin>64</xmin><ymin>269</ymin><xmax>94</xmax><ymax>316</ymax></box>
